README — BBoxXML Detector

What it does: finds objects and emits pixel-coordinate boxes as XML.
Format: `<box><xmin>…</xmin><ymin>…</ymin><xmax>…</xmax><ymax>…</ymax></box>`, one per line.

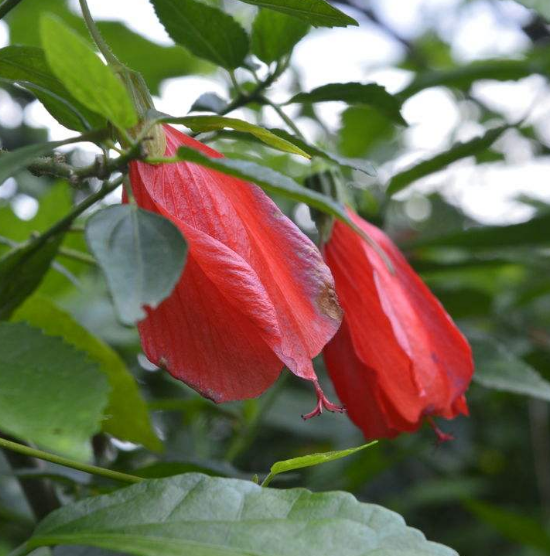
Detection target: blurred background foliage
<box><xmin>2</xmin><ymin>0</ymin><xmax>550</xmax><ymax>555</ymax></box>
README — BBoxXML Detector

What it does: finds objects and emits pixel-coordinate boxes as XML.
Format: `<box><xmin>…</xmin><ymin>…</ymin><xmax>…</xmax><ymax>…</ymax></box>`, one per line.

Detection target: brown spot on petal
<box><xmin>317</xmin><ymin>281</ymin><xmax>343</xmax><ymax>322</ymax></box>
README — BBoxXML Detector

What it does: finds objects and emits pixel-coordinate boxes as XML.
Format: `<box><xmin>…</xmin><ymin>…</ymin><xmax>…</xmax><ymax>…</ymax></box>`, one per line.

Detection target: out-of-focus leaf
<box><xmin>235</xmin><ymin>0</ymin><xmax>358</xmax><ymax>28</ymax></box>
<box><xmin>410</xmin><ymin>212</ymin><xmax>550</xmax><ymax>250</ymax></box>
<box><xmin>85</xmin><ymin>205</ymin><xmax>187</xmax><ymax>325</ymax></box>
<box><xmin>0</xmin><ymin>235</ymin><xmax>61</xmax><ymax>320</ymax></box>
<box><xmin>511</xmin><ymin>1</ymin><xmax>550</xmax><ymax>21</ymax></box>
<box><xmin>189</xmin><ymin>93</ymin><xmax>229</xmax><ymax>114</ymax></box>
<box><xmin>151</xmin><ymin>0</ymin><xmax>249</xmax><ymax>70</ymax></box>
<box><xmin>338</xmin><ymin>106</ymin><xmax>395</xmax><ymax>158</ymax></box>
<box><xmin>0</xmin><ymin>46</ymin><xmax>105</xmax><ymax>131</ymax></box>
<box><xmin>251</xmin><ymin>9</ymin><xmax>309</xmax><ymax>64</ymax></box>
<box><xmin>471</xmin><ymin>337</ymin><xmax>550</xmax><ymax>402</ymax></box>
<box><xmin>387</xmin><ymin>126</ymin><xmax>508</xmax><ymax>196</ymax></box>
<box><xmin>0</xmin><ymin>322</ymin><xmax>109</xmax><ymax>461</ymax></box>
<box><xmin>399</xmin><ymin>56</ymin><xmax>550</xmax><ymax>99</ymax></box>
<box><xmin>288</xmin><ymin>83</ymin><xmax>406</xmax><ymax>125</ymax></box>
<box><xmin>40</xmin><ymin>16</ymin><xmax>137</xmax><ymax>129</ymax></box>
<box><xmin>263</xmin><ymin>443</ymin><xmax>376</xmax><ymax>486</ymax></box>
<box><xmin>465</xmin><ymin>499</ymin><xmax>550</xmax><ymax>552</ymax></box>
<box><xmin>29</xmin><ymin>474</ymin><xmax>457</xmax><ymax>556</ymax></box>
<box><xmin>159</xmin><ymin>115</ymin><xmax>309</xmax><ymax>157</ymax></box>
<box><xmin>12</xmin><ymin>296</ymin><xmax>161</xmax><ymax>452</ymax></box>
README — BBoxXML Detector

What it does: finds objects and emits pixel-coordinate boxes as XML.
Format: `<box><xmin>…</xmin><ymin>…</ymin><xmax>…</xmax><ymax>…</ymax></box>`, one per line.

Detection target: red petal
<box><xmin>128</xmin><ymin>125</ymin><xmax>342</xmax><ymax>402</ymax></box>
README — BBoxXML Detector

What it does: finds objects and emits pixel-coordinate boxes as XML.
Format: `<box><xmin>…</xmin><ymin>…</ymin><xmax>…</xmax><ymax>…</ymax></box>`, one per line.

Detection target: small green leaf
<box><xmin>251</xmin><ymin>9</ymin><xmax>309</xmax><ymax>64</ymax></box>
<box><xmin>29</xmin><ymin>474</ymin><xmax>457</xmax><ymax>556</ymax></box>
<box><xmin>387</xmin><ymin>126</ymin><xmax>508</xmax><ymax>196</ymax></box>
<box><xmin>159</xmin><ymin>115</ymin><xmax>310</xmax><ymax>157</ymax></box>
<box><xmin>151</xmin><ymin>0</ymin><xmax>249</xmax><ymax>69</ymax></box>
<box><xmin>0</xmin><ymin>322</ymin><xmax>110</xmax><ymax>461</ymax></box>
<box><xmin>12</xmin><ymin>296</ymin><xmax>162</xmax><ymax>452</ymax></box>
<box><xmin>471</xmin><ymin>337</ymin><xmax>550</xmax><ymax>402</ymax></box>
<box><xmin>0</xmin><ymin>236</ymin><xmax>62</xmax><ymax>320</ymax></box>
<box><xmin>40</xmin><ymin>15</ymin><xmax>137</xmax><ymax>129</ymax></box>
<box><xmin>85</xmin><ymin>205</ymin><xmax>187</xmax><ymax>325</ymax></box>
<box><xmin>235</xmin><ymin>0</ymin><xmax>358</xmax><ymax>28</ymax></box>
<box><xmin>189</xmin><ymin>92</ymin><xmax>229</xmax><ymax>114</ymax></box>
<box><xmin>263</xmin><ymin>442</ymin><xmax>376</xmax><ymax>486</ymax></box>
<box><xmin>288</xmin><ymin>83</ymin><xmax>406</xmax><ymax>125</ymax></box>
<box><xmin>0</xmin><ymin>45</ymin><xmax>105</xmax><ymax>131</ymax></box>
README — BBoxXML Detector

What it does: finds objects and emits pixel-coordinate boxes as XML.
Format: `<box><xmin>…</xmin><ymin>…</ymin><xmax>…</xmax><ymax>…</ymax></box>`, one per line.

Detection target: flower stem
<box><xmin>0</xmin><ymin>437</ymin><xmax>142</xmax><ymax>485</ymax></box>
<box><xmin>260</xmin><ymin>96</ymin><xmax>306</xmax><ymax>141</ymax></box>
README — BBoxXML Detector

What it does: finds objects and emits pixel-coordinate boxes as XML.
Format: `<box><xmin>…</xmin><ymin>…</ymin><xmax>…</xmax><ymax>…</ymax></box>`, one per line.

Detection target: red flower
<box><xmin>128</xmin><ymin>125</ymin><xmax>343</xmax><ymax>413</ymax></box>
<box><xmin>322</xmin><ymin>208</ymin><xmax>473</xmax><ymax>439</ymax></box>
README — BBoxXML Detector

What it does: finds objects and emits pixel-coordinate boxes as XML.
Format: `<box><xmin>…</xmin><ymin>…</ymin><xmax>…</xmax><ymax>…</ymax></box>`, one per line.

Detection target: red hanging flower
<box><xmin>322</xmin><ymin>208</ymin><xmax>474</xmax><ymax>439</ymax></box>
<box><xmin>128</xmin><ymin>125</ymin><xmax>343</xmax><ymax>413</ymax></box>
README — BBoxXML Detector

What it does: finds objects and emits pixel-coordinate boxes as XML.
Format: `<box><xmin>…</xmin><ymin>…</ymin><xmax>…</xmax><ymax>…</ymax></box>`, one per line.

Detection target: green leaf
<box><xmin>151</xmin><ymin>0</ymin><xmax>249</xmax><ymax>70</ymax></box>
<box><xmin>170</xmin><ymin>146</ymin><xmax>364</xmax><ymax>235</ymax></box>
<box><xmin>269</xmin><ymin>127</ymin><xmax>376</xmax><ymax>175</ymax></box>
<box><xmin>85</xmin><ymin>205</ymin><xmax>187</xmax><ymax>325</ymax></box>
<box><xmin>465</xmin><ymin>499</ymin><xmax>550</xmax><ymax>553</ymax></box>
<box><xmin>386</xmin><ymin>126</ymin><xmax>508</xmax><ymax>196</ymax></box>
<box><xmin>159</xmin><ymin>115</ymin><xmax>310</xmax><ymax>157</ymax></box>
<box><xmin>12</xmin><ymin>296</ymin><xmax>162</xmax><ymax>452</ymax></box>
<box><xmin>410</xmin><ymin>212</ymin><xmax>550</xmax><ymax>250</ymax></box>
<box><xmin>0</xmin><ymin>46</ymin><xmax>105</xmax><ymax>131</ymax></box>
<box><xmin>471</xmin><ymin>337</ymin><xmax>550</xmax><ymax>402</ymax></box>
<box><xmin>40</xmin><ymin>15</ymin><xmax>137</xmax><ymax>129</ymax></box>
<box><xmin>235</xmin><ymin>0</ymin><xmax>358</xmax><ymax>28</ymax></box>
<box><xmin>0</xmin><ymin>322</ymin><xmax>109</xmax><ymax>461</ymax></box>
<box><xmin>189</xmin><ymin>92</ymin><xmax>229</xmax><ymax>114</ymax></box>
<box><xmin>0</xmin><ymin>236</ymin><xmax>62</xmax><ymax>320</ymax></box>
<box><xmin>29</xmin><ymin>474</ymin><xmax>457</xmax><ymax>556</ymax></box>
<box><xmin>251</xmin><ymin>9</ymin><xmax>309</xmax><ymax>64</ymax></box>
<box><xmin>263</xmin><ymin>442</ymin><xmax>376</xmax><ymax>486</ymax></box>
<box><xmin>288</xmin><ymin>83</ymin><xmax>406</xmax><ymax>126</ymax></box>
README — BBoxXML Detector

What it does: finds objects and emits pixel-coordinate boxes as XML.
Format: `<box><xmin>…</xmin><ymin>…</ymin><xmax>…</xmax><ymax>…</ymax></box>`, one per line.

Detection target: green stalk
<box><xmin>0</xmin><ymin>0</ymin><xmax>24</xmax><ymax>19</ymax></box>
<box><xmin>0</xmin><ymin>437</ymin><xmax>142</xmax><ymax>485</ymax></box>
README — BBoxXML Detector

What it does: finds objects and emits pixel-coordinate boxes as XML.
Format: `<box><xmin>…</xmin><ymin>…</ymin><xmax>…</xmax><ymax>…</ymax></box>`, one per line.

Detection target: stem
<box><xmin>261</xmin><ymin>96</ymin><xmax>306</xmax><ymax>140</ymax></box>
<box><xmin>58</xmin><ymin>246</ymin><xmax>97</xmax><ymax>265</ymax></box>
<box><xmin>0</xmin><ymin>0</ymin><xmax>23</xmax><ymax>19</ymax></box>
<box><xmin>0</xmin><ymin>437</ymin><xmax>142</xmax><ymax>485</ymax></box>
<box><xmin>78</xmin><ymin>0</ymin><xmax>122</xmax><ymax>68</ymax></box>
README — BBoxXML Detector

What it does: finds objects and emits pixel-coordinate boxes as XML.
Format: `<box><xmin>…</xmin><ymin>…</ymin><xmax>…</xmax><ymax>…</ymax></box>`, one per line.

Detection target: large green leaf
<box><xmin>386</xmin><ymin>126</ymin><xmax>508</xmax><ymax>196</ymax></box>
<box><xmin>251</xmin><ymin>9</ymin><xmax>309</xmax><ymax>64</ymax></box>
<box><xmin>151</xmin><ymin>0</ymin><xmax>249</xmax><ymax>70</ymax></box>
<box><xmin>158</xmin><ymin>115</ymin><xmax>309</xmax><ymax>157</ymax></box>
<box><xmin>0</xmin><ymin>46</ymin><xmax>105</xmax><ymax>131</ymax></box>
<box><xmin>263</xmin><ymin>443</ymin><xmax>376</xmax><ymax>486</ymax></box>
<box><xmin>12</xmin><ymin>296</ymin><xmax>161</xmax><ymax>452</ymax></box>
<box><xmin>0</xmin><ymin>235</ymin><xmax>62</xmax><ymax>320</ymax></box>
<box><xmin>288</xmin><ymin>83</ymin><xmax>406</xmax><ymax>126</ymax></box>
<box><xmin>0</xmin><ymin>322</ymin><xmax>109</xmax><ymax>461</ymax></box>
<box><xmin>29</xmin><ymin>474</ymin><xmax>457</xmax><ymax>556</ymax></box>
<box><xmin>40</xmin><ymin>16</ymin><xmax>137</xmax><ymax>129</ymax></box>
<box><xmin>235</xmin><ymin>0</ymin><xmax>358</xmax><ymax>28</ymax></box>
<box><xmin>471</xmin><ymin>337</ymin><xmax>550</xmax><ymax>402</ymax></box>
<box><xmin>85</xmin><ymin>205</ymin><xmax>187</xmax><ymax>325</ymax></box>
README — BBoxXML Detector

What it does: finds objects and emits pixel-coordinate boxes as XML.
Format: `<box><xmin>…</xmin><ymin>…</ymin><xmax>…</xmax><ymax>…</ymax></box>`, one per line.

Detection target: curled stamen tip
<box><xmin>428</xmin><ymin>417</ymin><xmax>454</xmax><ymax>445</ymax></box>
<box><xmin>302</xmin><ymin>382</ymin><xmax>346</xmax><ymax>420</ymax></box>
